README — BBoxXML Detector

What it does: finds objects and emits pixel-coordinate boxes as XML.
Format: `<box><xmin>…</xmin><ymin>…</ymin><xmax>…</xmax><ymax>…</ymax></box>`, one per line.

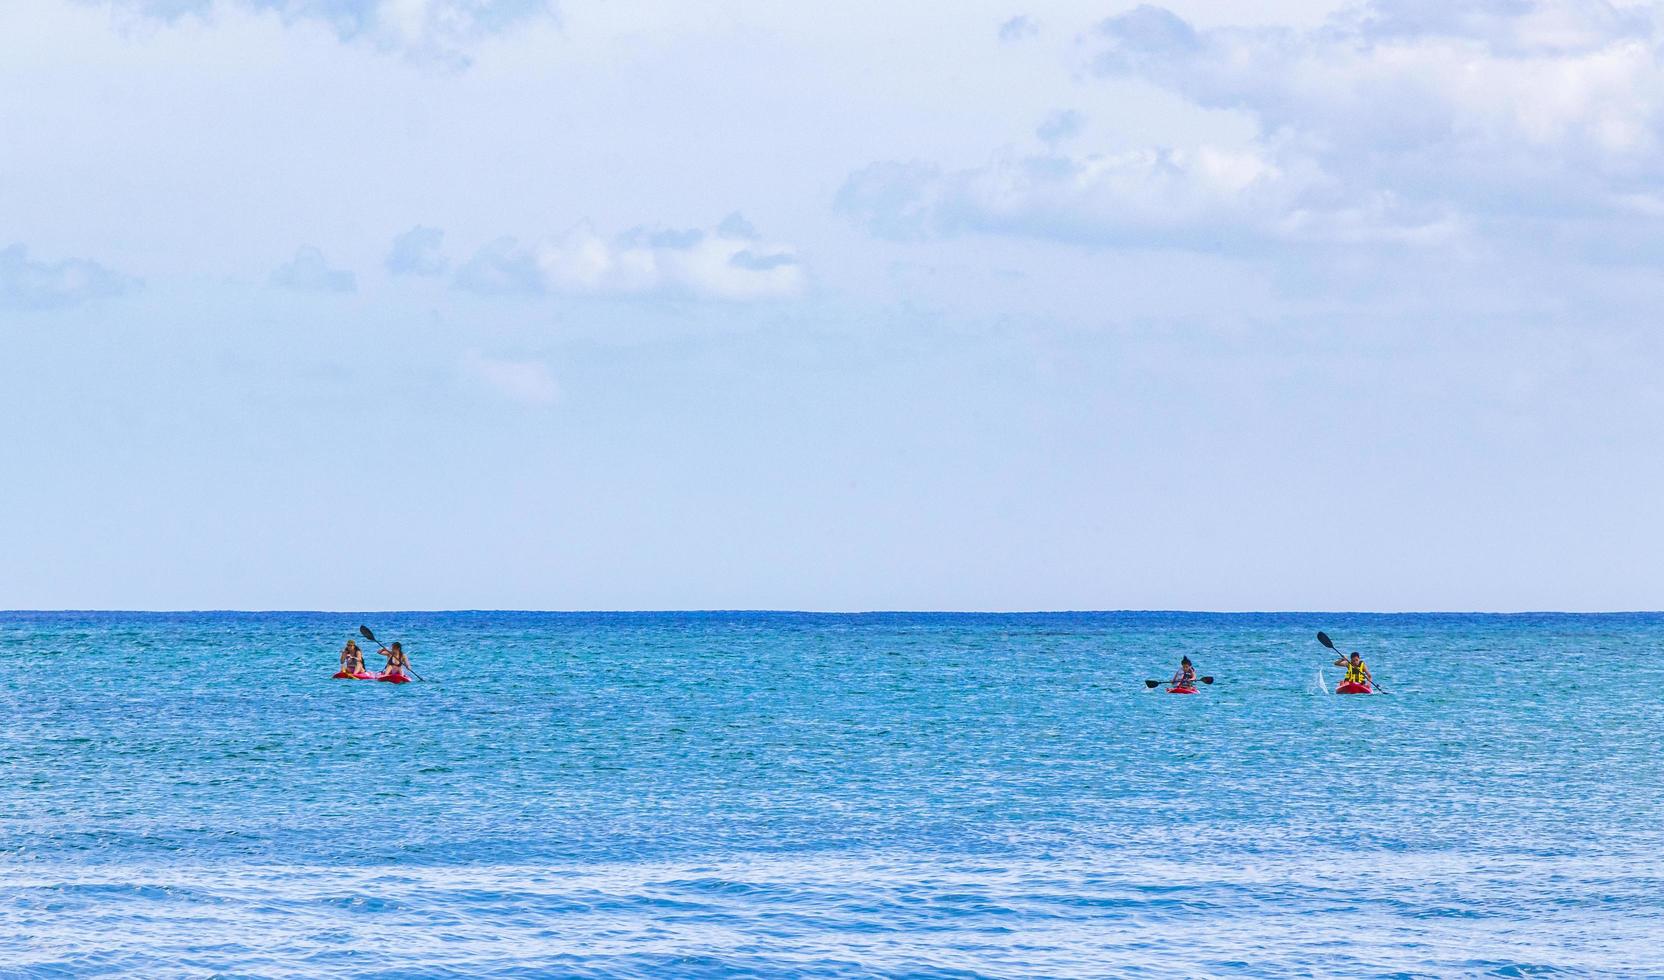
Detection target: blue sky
<box><xmin>4</xmin><ymin>0</ymin><xmax>1663</xmax><ymax>611</ymax></box>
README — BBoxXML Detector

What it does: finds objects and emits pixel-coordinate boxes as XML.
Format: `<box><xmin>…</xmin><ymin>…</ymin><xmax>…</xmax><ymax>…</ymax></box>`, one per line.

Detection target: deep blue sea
<box><xmin>2</xmin><ymin>611</ymin><xmax>1662</xmax><ymax>977</ymax></box>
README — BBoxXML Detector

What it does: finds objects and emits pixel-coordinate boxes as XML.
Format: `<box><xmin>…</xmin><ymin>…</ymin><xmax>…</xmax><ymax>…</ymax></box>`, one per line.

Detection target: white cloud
<box><xmin>998</xmin><ymin>14</ymin><xmax>1038</xmax><ymax>43</ymax></box>
<box><xmin>1035</xmin><ymin>109</ymin><xmax>1084</xmax><ymax>145</ymax></box>
<box><xmin>89</xmin><ymin>0</ymin><xmax>554</xmax><ymax>65</ymax></box>
<box><xmin>454</xmin><ymin>216</ymin><xmax>805</xmax><ymax>301</ymax></box>
<box><xmin>843</xmin><ymin>1</ymin><xmax>1664</xmax><ymax>252</ymax></box>
<box><xmin>1090</xmin><ymin>1</ymin><xmax>1664</xmax><ymax>202</ymax></box>
<box><xmin>0</xmin><ymin>243</ymin><xmax>137</xmax><ymax>310</ymax></box>
<box><xmin>462</xmin><ymin>350</ymin><xmax>557</xmax><ymax>405</ymax></box>
<box><xmin>271</xmin><ymin>245</ymin><xmax>356</xmax><ymax>292</ymax></box>
<box><xmin>838</xmin><ymin>143</ymin><xmax>1458</xmax><ymax>248</ymax></box>
<box><xmin>453</xmin><ymin>236</ymin><xmax>551</xmax><ymax>295</ymax></box>
<box><xmin>386</xmin><ymin>225</ymin><xmax>447</xmax><ymax>276</ymax></box>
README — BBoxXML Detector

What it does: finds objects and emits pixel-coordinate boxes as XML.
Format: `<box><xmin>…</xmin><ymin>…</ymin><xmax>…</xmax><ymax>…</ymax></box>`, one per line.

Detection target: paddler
<box><xmin>1333</xmin><ymin>651</ymin><xmax>1373</xmax><ymax>689</ymax></box>
<box><xmin>339</xmin><ymin>638</ymin><xmax>366</xmax><ymax>676</ymax></box>
<box><xmin>379</xmin><ymin>641</ymin><xmax>411</xmax><ymax>679</ymax></box>
<box><xmin>1171</xmin><ymin>656</ymin><xmax>1198</xmax><ymax>688</ymax></box>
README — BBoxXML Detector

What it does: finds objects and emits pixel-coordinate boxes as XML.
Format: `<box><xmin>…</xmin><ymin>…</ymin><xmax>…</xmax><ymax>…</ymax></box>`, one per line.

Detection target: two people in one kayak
<box><xmin>1334</xmin><ymin>650</ymin><xmax>1373</xmax><ymax>689</ymax></box>
<box><xmin>338</xmin><ymin>637</ymin><xmax>411</xmax><ymax>679</ymax></box>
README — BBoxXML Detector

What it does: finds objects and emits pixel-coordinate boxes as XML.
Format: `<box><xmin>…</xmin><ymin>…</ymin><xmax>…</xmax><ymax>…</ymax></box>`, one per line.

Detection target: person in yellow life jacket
<box><xmin>1171</xmin><ymin>656</ymin><xmax>1198</xmax><ymax>688</ymax></box>
<box><xmin>1333</xmin><ymin>651</ymin><xmax>1372</xmax><ymax>688</ymax></box>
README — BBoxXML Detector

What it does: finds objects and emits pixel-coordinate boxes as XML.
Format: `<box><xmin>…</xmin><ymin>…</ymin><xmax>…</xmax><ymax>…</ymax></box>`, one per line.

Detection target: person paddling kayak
<box><xmin>379</xmin><ymin>641</ymin><xmax>412</xmax><ymax>680</ymax></box>
<box><xmin>1334</xmin><ymin>651</ymin><xmax>1373</xmax><ymax>690</ymax></box>
<box><xmin>1171</xmin><ymin>656</ymin><xmax>1198</xmax><ymax>688</ymax></box>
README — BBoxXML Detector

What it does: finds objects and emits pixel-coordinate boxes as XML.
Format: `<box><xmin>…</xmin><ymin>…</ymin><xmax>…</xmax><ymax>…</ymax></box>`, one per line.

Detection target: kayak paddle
<box><xmin>1144</xmin><ymin>677</ymin><xmax>1213</xmax><ymax>688</ymax></box>
<box><xmin>359</xmin><ymin>624</ymin><xmax>426</xmax><ymax>682</ymax></box>
<box><xmin>1316</xmin><ymin>631</ymin><xmax>1386</xmax><ymax>693</ymax></box>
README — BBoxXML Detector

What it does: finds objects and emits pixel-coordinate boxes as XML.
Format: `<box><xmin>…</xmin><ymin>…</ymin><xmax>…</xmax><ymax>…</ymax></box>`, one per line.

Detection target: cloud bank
<box><xmin>1090</xmin><ymin>0</ymin><xmax>1664</xmax><ymax>215</ymax></box>
<box><xmin>844</xmin><ymin>0</ymin><xmax>1664</xmax><ymax>252</ymax></box>
<box><xmin>837</xmin><ymin>147</ymin><xmax>1457</xmax><ymax>248</ymax></box>
<box><xmin>454</xmin><ymin>215</ymin><xmax>805</xmax><ymax>301</ymax></box>
<box><xmin>91</xmin><ymin>0</ymin><xmax>553</xmax><ymax>64</ymax></box>
<box><xmin>0</xmin><ymin>243</ymin><xmax>136</xmax><ymax>310</ymax></box>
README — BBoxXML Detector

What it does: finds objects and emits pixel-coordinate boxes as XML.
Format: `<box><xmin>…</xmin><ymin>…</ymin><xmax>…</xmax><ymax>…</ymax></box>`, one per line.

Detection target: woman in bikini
<box><xmin>379</xmin><ymin>641</ymin><xmax>412</xmax><ymax>680</ymax></box>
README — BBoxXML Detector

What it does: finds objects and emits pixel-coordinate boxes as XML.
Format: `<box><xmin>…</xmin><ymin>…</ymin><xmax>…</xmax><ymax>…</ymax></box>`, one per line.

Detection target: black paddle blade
<box><xmin>359</xmin><ymin>625</ymin><xmax>377</xmax><ymax>643</ymax></box>
<box><xmin>1144</xmin><ymin>680</ymin><xmax>1161</xmax><ymax>688</ymax></box>
<box><xmin>1200</xmin><ymin>676</ymin><xmax>1214</xmax><ymax>684</ymax></box>
<box><xmin>1317</xmin><ymin>631</ymin><xmax>1335</xmax><ymax>650</ymax></box>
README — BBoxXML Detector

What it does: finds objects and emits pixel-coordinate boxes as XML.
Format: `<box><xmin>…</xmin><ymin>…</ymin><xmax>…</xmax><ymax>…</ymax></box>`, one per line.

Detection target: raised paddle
<box><xmin>359</xmin><ymin>625</ymin><xmax>426</xmax><ymax>682</ymax></box>
<box><xmin>1316</xmin><ymin>631</ymin><xmax>1386</xmax><ymax>693</ymax></box>
<box><xmin>1145</xmin><ymin>677</ymin><xmax>1213</xmax><ymax>688</ymax></box>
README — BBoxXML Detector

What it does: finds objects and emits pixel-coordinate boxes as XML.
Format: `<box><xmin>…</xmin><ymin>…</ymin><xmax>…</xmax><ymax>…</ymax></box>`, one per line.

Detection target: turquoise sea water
<box><xmin>2</xmin><ymin>611</ymin><xmax>1662</xmax><ymax>977</ymax></box>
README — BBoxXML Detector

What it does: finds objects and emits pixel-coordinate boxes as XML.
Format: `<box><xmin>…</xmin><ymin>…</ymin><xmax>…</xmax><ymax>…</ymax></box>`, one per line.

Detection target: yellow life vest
<box><xmin>1344</xmin><ymin>661</ymin><xmax>1368</xmax><ymax>684</ymax></box>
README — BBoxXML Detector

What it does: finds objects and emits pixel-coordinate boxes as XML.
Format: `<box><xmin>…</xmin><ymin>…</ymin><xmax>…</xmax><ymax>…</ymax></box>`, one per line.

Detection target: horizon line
<box><xmin>2</xmin><ymin>608</ymin><xmax>1662</xmax><ymax>616</ymax></box>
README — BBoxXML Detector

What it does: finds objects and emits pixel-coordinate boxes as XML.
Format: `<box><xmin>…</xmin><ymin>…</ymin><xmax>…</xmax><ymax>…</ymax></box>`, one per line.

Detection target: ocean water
<box><xmin>2</xmin><ymin>611</ymin><xmax>1662</xmax><ymax>978</ymax></box>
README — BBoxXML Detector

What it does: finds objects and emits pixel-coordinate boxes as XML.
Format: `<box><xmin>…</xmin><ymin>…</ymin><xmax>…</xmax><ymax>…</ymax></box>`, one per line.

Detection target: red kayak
<box><xmin>1167</xmin><ymin>685</ymin><xmax>1199</xmax><ymax>695</ymax></box>
<box><xmin>1336</xmin><ymin>681</ymin><xmax>1373</xmax><ymax>695</ymax></box>
<box><xmin>333</xmin><ymin>671</ymin><xmax>409</xmax><ymax>682</ymax></box>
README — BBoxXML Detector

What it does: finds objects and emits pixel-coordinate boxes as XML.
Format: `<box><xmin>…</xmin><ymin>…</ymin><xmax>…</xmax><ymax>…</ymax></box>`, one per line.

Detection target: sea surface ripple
<box><xmin>1</xmin><ymin>612</ymin><xmax>1661</xmax><ymax>977</ymax></box>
